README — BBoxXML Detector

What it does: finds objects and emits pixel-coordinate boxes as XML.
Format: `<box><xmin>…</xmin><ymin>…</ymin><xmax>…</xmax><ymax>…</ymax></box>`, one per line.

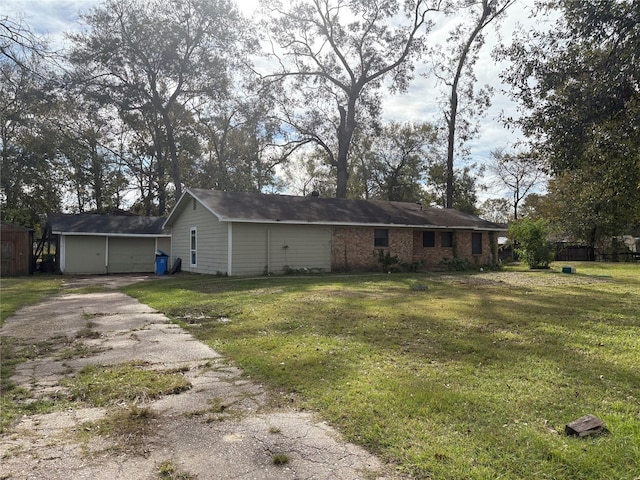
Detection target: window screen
<box><xmin>441</xmin><ymin>232</ymin><xmax>454</xmax><ymax>248</ymax></box>
<box><xmin>422</xmin><ymin>231</ymin><xmax>435</xmax><ymax>247</ymax></box>
<box><xmin>472</xmin><ymin>232</ymin><xmax>483</xmax><ymax>255</ymax></box>
<box><xmin>374</xmin><ymin>229</ymin><xmax>389</xmax><ymax>247</ymax></box>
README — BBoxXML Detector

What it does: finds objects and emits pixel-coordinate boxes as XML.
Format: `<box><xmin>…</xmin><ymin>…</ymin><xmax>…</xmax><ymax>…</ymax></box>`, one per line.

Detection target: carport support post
<box><xmin>105</xmin><ymin>237</ymin><xmax>109</xmax><ymax>274</ymax></box>
<box><xmin>59</xmin><ymin>236</ymin><xmax>66</xmax><ymax>273</ymax></box>
<box><xmin>267</xmin><ymin>228</ymin><xmax>272</xmax><ymax>275</ymax></box>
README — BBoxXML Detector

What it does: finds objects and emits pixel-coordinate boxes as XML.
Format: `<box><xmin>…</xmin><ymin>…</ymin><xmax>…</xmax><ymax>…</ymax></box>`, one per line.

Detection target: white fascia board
<box><xmin>163</xmin><ymin>188</ymin><xmax>225</xmax><ymax>229</ymax></box>
<box><xmin>162</xmin><ymin>189</ymin><xmax>190</xmax><ymax>228</ymax></box>
<box><xmin>218</xmin><ymin>218</ymin><xmax>505</xmax><ymax>232</ymax></box>
<box><xmin>52</xmin><ymin>232</ymin><xmax>171</xmax><ymax>238</ymax></box>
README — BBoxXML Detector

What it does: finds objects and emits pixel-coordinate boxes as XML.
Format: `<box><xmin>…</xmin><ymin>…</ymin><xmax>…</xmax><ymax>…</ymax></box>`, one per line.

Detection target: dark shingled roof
<box><xmin>168</xmin><ymin>189</ymin><xmax>504</xmax><ymax>231</ymax></box>
<box><xmin>49</xmin><ymin>214</ymin><xmax>166</xmax><ymax>235</ymax></box>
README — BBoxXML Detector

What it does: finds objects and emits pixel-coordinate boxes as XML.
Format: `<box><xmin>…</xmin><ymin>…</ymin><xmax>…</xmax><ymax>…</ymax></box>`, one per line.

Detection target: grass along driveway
<box><xmin>0</xmin><ymin>276</ymin><xmax>62</xmax><ymax>324</ymax></box>
<box><xmin>123</xmin><ymin>263</ymin><xmax>640</xmax><ymax>479</ymax></box>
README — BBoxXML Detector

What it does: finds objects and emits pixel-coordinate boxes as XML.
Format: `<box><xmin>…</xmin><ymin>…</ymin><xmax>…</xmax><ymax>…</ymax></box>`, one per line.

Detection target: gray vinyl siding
<box><xmin>232</xmin><ymin>223</ymin><xmax>332</xmax><ymax>276</ymax></box>
<box><xmin>156</xmin><ymin>237</ymin><xmax>171</xmax><ymax>257</ymax></box>
<box><xmin>64</xmin><ymin>236</ymin><xmax>106</xmax><ymax>274</ymax></box>
<box><xmin>170</xmin><ymin>198</ymin><xmax>228</xmax><ymax>274</ymax></box>
<box><xmin>108</xmin><ymin>237</ymin><xmax>155</xmax><ymax>273</ymax></box>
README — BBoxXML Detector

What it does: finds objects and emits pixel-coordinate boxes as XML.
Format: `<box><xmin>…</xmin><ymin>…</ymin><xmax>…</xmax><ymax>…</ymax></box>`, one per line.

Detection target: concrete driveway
<box><xmin>0</xmin><ymin>275</ymin><xmax>396</xmax><ymax>480</ymax></box>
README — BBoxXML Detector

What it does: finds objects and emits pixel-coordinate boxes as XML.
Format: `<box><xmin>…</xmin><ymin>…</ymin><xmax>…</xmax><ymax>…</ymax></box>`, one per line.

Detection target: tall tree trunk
<box><xmin>336</xmin><ymin>96</ymin><xmax>358</xmax><ymax>198</ymax></box>
<box><xmin>162</xmin><ymin>109</ymin><xmax>182</xmax><ymax>199</ymax></box>
<box><xmin>336</xmin><ymin>106</ymin><xmax>349</xmax><ymax>198</ymax></box>
<box><xmin>90</xmin><ymin>139</ymin><xmax>103</xmax><ymax>213</ymax></box>
<box><xmin>445</xmin><ymin>89</ymin><xmax>458</xmax><ymax>208</ymax></box>
<box><xmin>154</xmin><ymin>124</ymin><xmax>167</xmax><ymax>216</ymax></box>
<box><xmin>445</xmin><ymin>0</ymin><xmax>510</xmax><ymax>208</ymax></box>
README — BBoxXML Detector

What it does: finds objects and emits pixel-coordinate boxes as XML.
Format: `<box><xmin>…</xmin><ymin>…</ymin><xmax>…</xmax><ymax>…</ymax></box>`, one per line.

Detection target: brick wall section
<box><xmin>332</xmin><ymin>226</ymin><xmax>415</xmax><ymax>271</ymax></box>
<box><xmin>455</xmin><ymin>230</ymin><xmax>497</xmax><ymax>266</ymax></box>
<box><xmin>412</xmin><ymin>230</ymin><xmax>456</xmax><ymax>267</ymax></box>
<box><xmin>332</xmin><ymin>226</ymin><xmax>379</xmax><ymax>271</ymax></box>
<box><xmin>332</xmin><ymin>226</ymin><xmax>498</xmax><ymax>271</ymax></box>
<box><xmin>389</xmin><ymin>228</ymin><xmax>414</xmax><ymax>264</ymax></box>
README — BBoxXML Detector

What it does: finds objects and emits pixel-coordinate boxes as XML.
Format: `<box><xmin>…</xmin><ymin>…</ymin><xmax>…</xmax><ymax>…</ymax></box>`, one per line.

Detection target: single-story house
<box><xmin>47</xmin><ymin>214</ymin><xmax>170</xmax><ymax>274</ymax></box>
<box><xmin>1</xmin><ymin>222</ymin><xmax>34</xmax><ymax>276</ymax></box>
<box><xmin>163</xmin><ymin>189</ymin><xmax>505</xmax><ymax>276</ymax></box>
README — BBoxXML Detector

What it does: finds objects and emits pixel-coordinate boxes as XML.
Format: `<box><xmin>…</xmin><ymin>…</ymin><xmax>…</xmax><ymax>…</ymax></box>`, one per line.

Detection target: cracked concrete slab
<box><xmin>1</xmin><ymin>276</ymin><xmax>399</xmax><ymax>480</ymax></box>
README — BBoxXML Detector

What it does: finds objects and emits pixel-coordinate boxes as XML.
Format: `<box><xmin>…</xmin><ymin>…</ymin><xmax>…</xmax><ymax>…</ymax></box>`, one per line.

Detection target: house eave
<box><xmin>53</xmin><ymin>231</ymin><xmax>171</xmax><ymax>238</ymax></box>
<box><xmin>220</xmin><ymin>218</ymin><xmax>506</xmax><ymax>231</ymax></box>
<box><xmin>163</xmin><ymin>188</ymin><xmax>224</xmax><ymax>229</ymax></box>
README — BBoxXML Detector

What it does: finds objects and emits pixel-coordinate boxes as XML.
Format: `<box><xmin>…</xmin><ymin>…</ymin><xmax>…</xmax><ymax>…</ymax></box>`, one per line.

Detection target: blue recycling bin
<box><xmin>155</xmin><ymin>253</ymin><xmax>168</xmax><ymax>275</ymax></box>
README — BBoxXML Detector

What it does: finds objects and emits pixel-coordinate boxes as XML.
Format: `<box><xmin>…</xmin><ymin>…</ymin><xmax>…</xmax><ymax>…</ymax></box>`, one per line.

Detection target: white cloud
<box><xmin>4</xmin><ymin>0</ymin><xmax>99</xmax><ymax>50</ymax></box>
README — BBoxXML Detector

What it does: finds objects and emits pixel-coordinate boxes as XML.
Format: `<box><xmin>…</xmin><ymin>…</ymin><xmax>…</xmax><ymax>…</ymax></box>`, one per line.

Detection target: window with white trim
<box><xmin>190</xmin><ymin>227</ymin><xmax>197</xmax><ymax>267</ymax></box>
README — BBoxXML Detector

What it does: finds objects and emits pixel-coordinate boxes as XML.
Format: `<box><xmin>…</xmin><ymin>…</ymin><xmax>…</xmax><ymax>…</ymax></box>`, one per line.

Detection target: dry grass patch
<box><xmin>63</xmin><ymin>362</ymin><xmax>191</xmax><ymax>407</ymax></box>
<box><xmin>78</xmin><ymin>403</ymin><xmax>157</xmax><ymax>455</ymax></box>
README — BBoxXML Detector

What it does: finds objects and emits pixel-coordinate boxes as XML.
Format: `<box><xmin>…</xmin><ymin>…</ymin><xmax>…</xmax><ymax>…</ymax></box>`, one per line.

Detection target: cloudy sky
<box><xmin>4</xmin><ymin>0</ymin><xmax>541</xmax><ymax>199</ymax></box>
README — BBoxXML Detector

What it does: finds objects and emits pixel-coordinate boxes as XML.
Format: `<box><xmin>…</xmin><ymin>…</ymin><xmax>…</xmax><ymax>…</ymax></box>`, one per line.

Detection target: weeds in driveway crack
<box><xmin>58</xmin><ymin>343</ymin><xmax>106</xmax><ymax>360</ymax></box>
<box><xmin>158</xmin><ymin>459</ymin><xmax>195</xmax><ymax>479</ymax></box>
<box><xmin>77</xmin><ymin>403</ymin><xmax>157</xmax><ymax>455</ymax></box>
<box><xmin>271</xmin><ymin>453</ymin><xmax>290</xmax><ymax>466</ymax></box>
<box><xmin>63</xmin><ymin>362</ymin><xmax>191</xmax><ymax>407</ymax></box>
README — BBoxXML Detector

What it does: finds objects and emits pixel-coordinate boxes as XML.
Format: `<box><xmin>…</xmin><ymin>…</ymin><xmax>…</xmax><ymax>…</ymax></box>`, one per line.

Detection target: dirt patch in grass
<box><xmin>448</xmin><ymin>270</ymin><xmax>613</xmax><ymax>288</ymax></box>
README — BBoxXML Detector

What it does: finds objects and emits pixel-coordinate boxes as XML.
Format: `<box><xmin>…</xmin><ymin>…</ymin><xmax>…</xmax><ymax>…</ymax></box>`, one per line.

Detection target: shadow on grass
<box><xmin>123</xmin><ymin>270</ymin><xmax>640</xmax><ymax>479</ymax></box>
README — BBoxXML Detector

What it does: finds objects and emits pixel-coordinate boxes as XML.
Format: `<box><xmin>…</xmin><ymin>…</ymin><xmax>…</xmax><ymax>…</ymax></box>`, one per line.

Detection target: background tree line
<box><xmin>1</xmin><ymin>0</ymin><xmax>638</xmax><ymax>250</ymax></box>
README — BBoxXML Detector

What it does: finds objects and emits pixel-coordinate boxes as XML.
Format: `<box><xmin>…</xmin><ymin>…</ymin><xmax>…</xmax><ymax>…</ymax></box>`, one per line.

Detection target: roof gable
<box><xmin>165</xmin><ymin>189</ymin><xmax>504</xmax><ymax>231</ymax></box>
<box><xmin>49</xmin><ymin>214</ymin><xmax>167</xmax><ymax>235</ymax></box>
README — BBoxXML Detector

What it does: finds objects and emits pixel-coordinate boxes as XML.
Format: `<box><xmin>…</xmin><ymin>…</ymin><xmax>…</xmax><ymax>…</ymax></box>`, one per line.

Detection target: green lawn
<box><xmin>123</xmin><ymin>263</ymin><xmax>640</xmax><ymax>479</ymax></box>
<box><xmin>0</xmin><ymin>276</ymin><xmax>62</xmax><ymax>324</ymax></box>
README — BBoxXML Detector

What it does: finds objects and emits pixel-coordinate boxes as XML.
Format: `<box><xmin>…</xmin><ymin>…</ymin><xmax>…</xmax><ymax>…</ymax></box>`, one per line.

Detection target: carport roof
<box><xmin>165</xmin><ymin>189</ymin><xmax>506</xmax><ymax>231</ymax></box>
<box><xmin>49</xmin><ymin>214</ymin><xmax>167</xmax><ymax>235</ymax></box>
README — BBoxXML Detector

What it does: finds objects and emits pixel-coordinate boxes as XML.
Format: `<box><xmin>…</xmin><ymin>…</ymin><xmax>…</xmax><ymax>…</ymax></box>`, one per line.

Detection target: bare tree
<box><xmin>435</xmin><ymin>0</ymin><xmax>514</xmax><ymax>208</ymax></box>
<box><xmin>260</xmin><ymin>0</ymin><xmax>444</xmax><ymax>198</ymax></box>
<box><xmin>479</xmin><ymin>197</ymin><xmax>511</xmax><ymax>223</ymax></box>
<box><xmin>0</xmin><ymin>16</ymin><xmax>47</xmax><ymax>70</ymax></box>
<box><xmin>489</xmin><ymin>148</ymin><xmax>542</xmax><ymax>220</ymax></box>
